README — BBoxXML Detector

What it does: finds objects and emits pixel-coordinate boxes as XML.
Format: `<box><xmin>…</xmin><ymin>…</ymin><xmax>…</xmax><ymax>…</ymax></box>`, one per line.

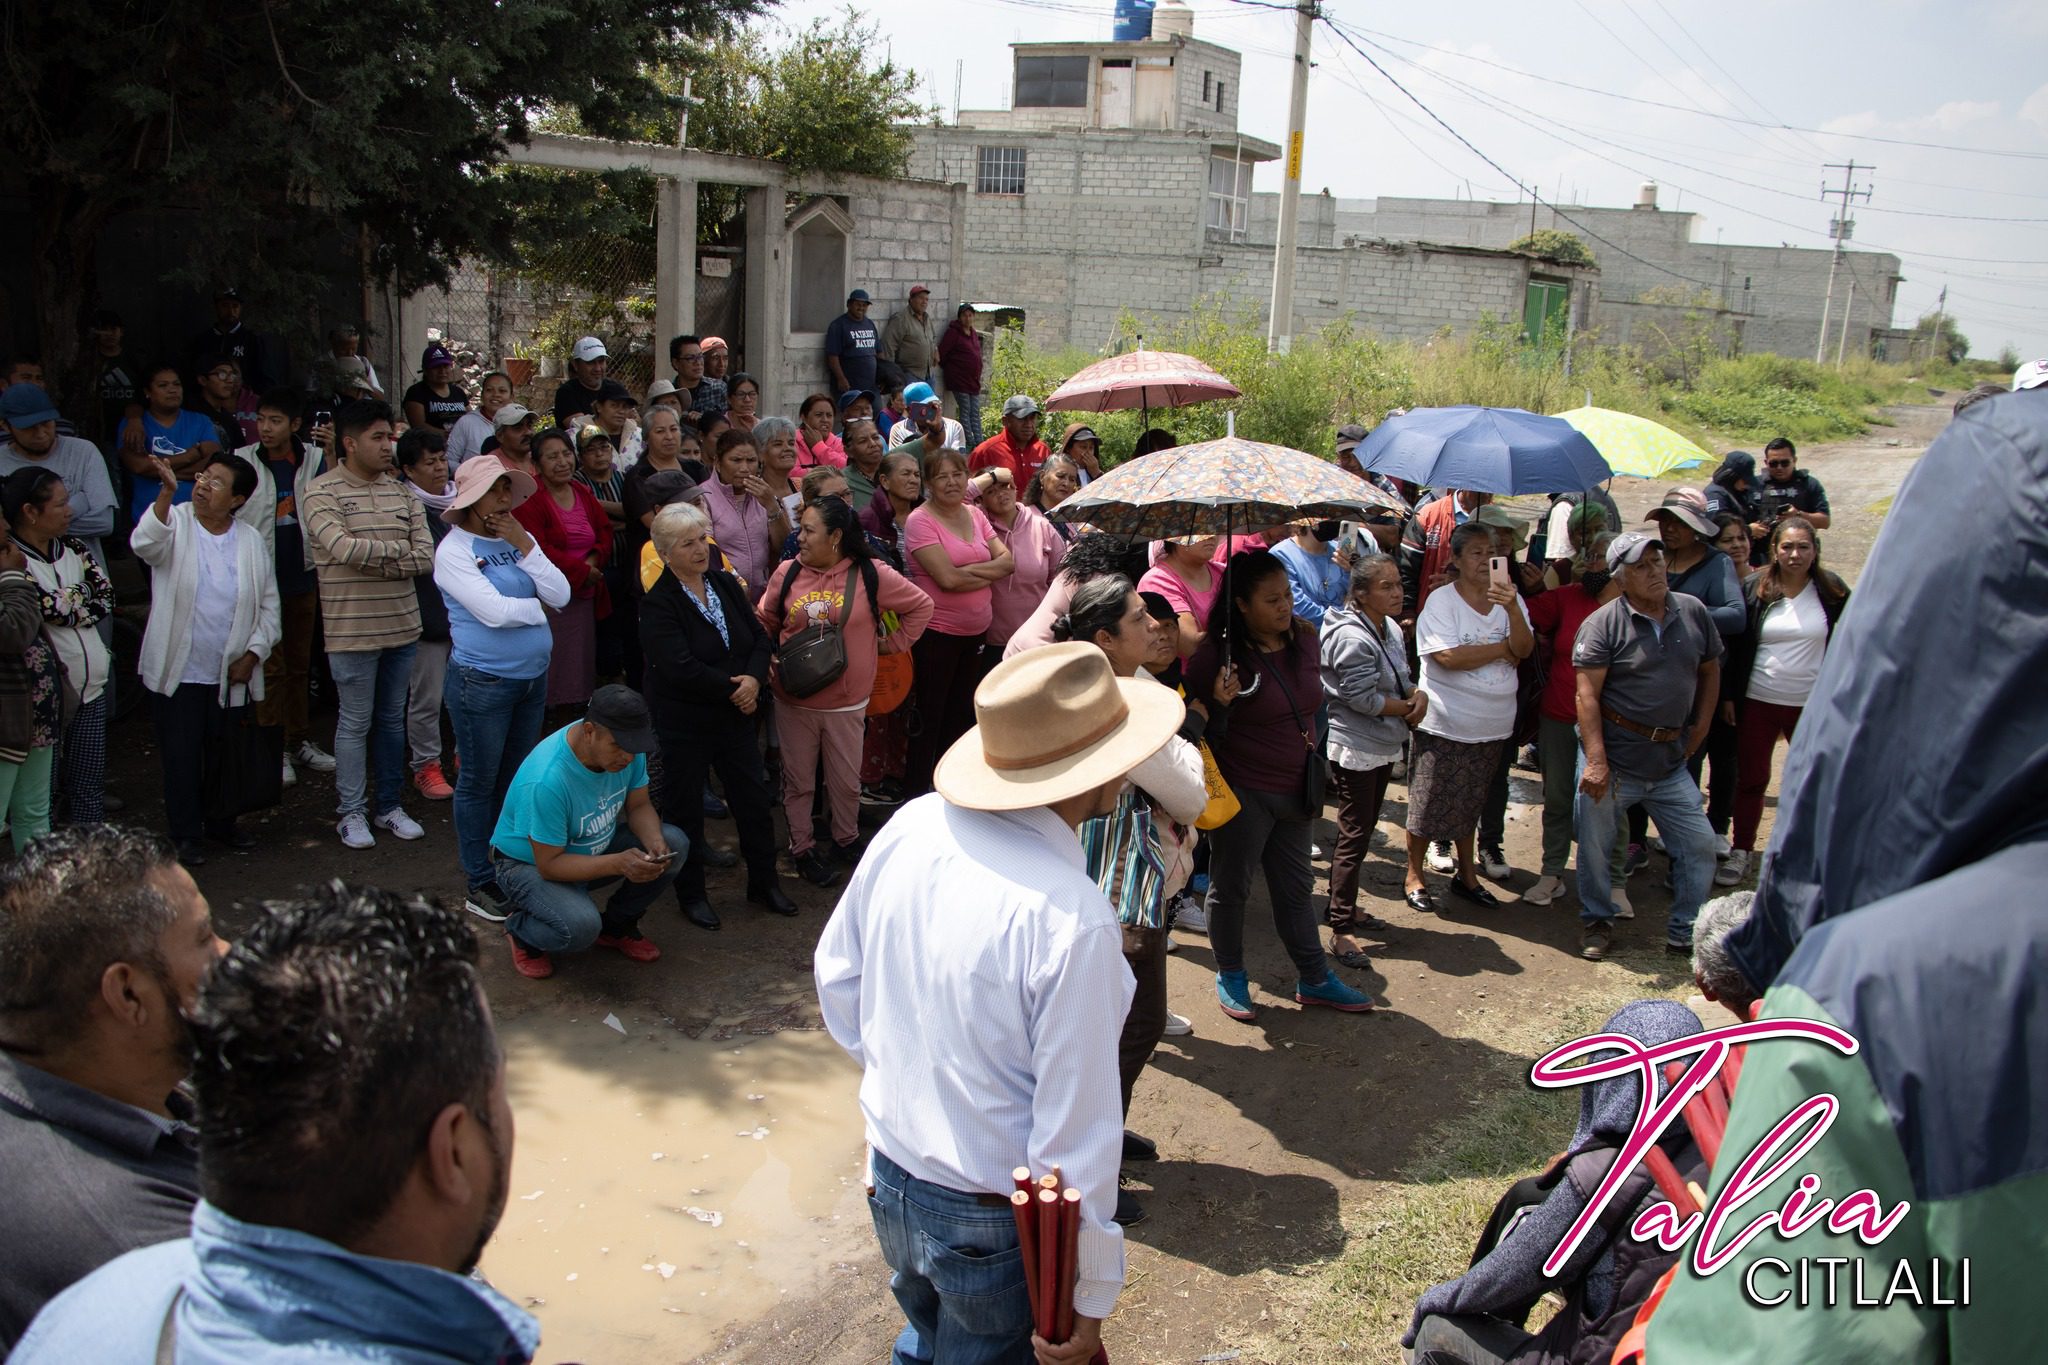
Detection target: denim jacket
<box><xmin>12</xmin><ymin>1200</ymin><xmax>540</xmax><ymax>1363</ymax></box>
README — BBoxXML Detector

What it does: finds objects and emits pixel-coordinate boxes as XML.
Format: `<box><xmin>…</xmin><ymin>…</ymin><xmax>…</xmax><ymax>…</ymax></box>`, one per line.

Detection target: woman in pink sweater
<box><xmin>756</xmin><ymin>496</ymin><xmax>933</xmax><ymax>885</ymax></box>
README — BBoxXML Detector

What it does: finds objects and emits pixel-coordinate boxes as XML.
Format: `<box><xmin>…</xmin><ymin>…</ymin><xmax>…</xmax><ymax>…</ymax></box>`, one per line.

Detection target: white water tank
<box><xmin>1636</xmin><ymin>181</ymin><xmax>1659</xmax><ymax>210</ymax></box>
<box><xmin>1152</xmin><ymin>0</ymin><xmax>1194</xmax><ymax>40</ymax></box>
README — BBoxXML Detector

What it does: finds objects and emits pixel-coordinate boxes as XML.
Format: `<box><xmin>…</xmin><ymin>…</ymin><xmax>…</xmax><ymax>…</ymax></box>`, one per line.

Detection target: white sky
<box><xmin>769</xmin><ymin>0</ymin><xmax>2048</xmax><ymax>362</ymax></box>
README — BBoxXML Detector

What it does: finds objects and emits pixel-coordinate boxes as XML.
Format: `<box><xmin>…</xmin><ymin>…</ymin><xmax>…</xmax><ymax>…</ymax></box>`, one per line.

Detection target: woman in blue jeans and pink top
<box><xmin>901</xmin><ymin>450</ymin><xmax>1012</xmax><ymax>795</ymax></box>
<box><xmin>432</xmin><ymin>456</ymin><xmax>570</xmax><ymax>922</ymax></box>
<box><xmin>1184</xmin><ymin>550</ymin><xmax>1373</xmax><ymax>1020</ymax></box>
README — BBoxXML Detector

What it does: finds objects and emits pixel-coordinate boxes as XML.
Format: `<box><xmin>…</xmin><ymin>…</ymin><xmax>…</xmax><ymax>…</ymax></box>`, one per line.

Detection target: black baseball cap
<box><xmin>584</xmin><ymin>684</ymin><xmax>658</xmax><ymax>754</ymax></box>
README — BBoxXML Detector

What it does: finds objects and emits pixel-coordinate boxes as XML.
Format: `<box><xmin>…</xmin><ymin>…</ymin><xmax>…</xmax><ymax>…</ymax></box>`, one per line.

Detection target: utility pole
<box><xmin>1267</xmin><ymin>1</ymin><xmax>1316</xmax><ymax>354</ymax></box>
<box><xmin>1835</xmin><ymin>277</ymin><xmax>1856</xmax><ymax>367</ymax></box>
<box><xmin>1815</xmin><ymin>160</ymin><xmax>1873</xmax><ymax>363</ymax></box>
<box><xmin>1926</xmin><ymin>284</ymin><xmax>1948</xmax><ymax>367</ymax></box>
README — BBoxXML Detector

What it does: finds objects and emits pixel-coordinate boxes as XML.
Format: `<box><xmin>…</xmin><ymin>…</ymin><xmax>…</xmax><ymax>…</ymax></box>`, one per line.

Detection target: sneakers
<box><xmin>1714</xmin><ymin>832</ymin><xmax>1733</xmax><ymax>858</ymax></box>
<box><xmin>1169</xmin><ymin>893</ymin><xmax>1208</xmax><ymax>934</ymax></box>
<box><xmin>1521</xmin><ymin>874</ymin><xmax>1566</xmax><ymax>906</ymax></box>
<box><xmin>1216</xmin><ymin>970</ymin><xmax>1256</xmax><ymax>1021</ymax></box>
<box><xmin>1426</xmin><ymin>841</ymin><xmax>1456</xmax><ymax>873</ymax></box>
<box><xmin>1162</xmin><ymin>1010</ymin><xmax>1194</xmax><ymax>1037</ymax></box>
<box><xmin>465</xmin><ymin>882</ymin><xmax>511</xmax><ymax>923</ymax></box>
<box><xmin>794</xmin><ymin>847</ymin><xmax>841</xmax><ymax>888</ymax></box>
<box><xmin>1612</xmin><ymin>888</ymin><xmax>1635</xmax><ymax>919</ymax></box>
<box><xmin>860</xmin><ymin>778</ymin><xmax>905</xmax><ymax>806</ymax></box>
<box><xmin>507</xmin><ymin>934</ymin><xmax>554</xmax><ymax>979</ymax></box>
<box><xmin>414</xmin><ymin>761</ymin><xmax>454</xmax><ymax>801</ymax></box>
<box><xmin>1581</xmin><ymin>921</ymin><xmax>1613</xmax><ymax>961</ymax></box>
<box><xmin>1647</xmin><ymin>834</ymin><xmax>1666</xmax><ymax>853</ymax></box>
<box><xmin>1479</xmin><ymin>843</ymin><xmax>1510</xmax><ymax>879</ymax></box>
<box><xmin>703</xmin><ymin>784</ymin><xmax>729</xmax><ymax>819</ymax></box>
<box><xmin>1113</xmin><ymin>1189</ymin><xmax>1148</xmax><ymax>1226</ymax></box>
<box><xmin>596</xmin><ymin>930</ymin><xmax>662</xmax><ymax>963</ymax></box>
<box><xmin>1295</xmin><ymin>974</ymin><xmax>1375</xmax><ymax>1012</ymax></box>
<box><xmin>1623</xmin><ymin>842</ymin><xmax>1649</xmax><ymax>877</ymax></box>
<box><xmin>374</xmin><ymin>808</ymin><xmax>426</xmax><ymax>841</ymax></box>
<box><xmin>337</xmin><ymin>812</ymin><xmax>375</xmax><ymax>849</ymax></box>
<box><xmin>295</xmin><ymin>740</ymin><xmax>338</xmax><ymax>773</ymax></box>
<box><xmin>282</xmin><ymin>754</ymin><xmax>298</xmax><ymax>788</ymax></box>
<box><xmin>1716</xmin><ymin>849</ymin><xmax>1751</xmax><ymax>886</ymax></box>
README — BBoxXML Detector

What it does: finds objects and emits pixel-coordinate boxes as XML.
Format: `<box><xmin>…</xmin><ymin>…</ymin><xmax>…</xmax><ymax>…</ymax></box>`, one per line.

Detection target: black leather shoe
<box><xmin>701</xmin><ymin>843</ymin><xmax>739</xmax><ymax>869</ymax></box>
<box><xmin>206</xmin><ymin>824</ymin><xmax>257</xmax><ymax>851</ymax></box>
<box><xmin>1447</xmin><ymin>879</ymin><xmax>1502</xmax><ymax>909</ymax></box>
<box><xmin>1113</xmin><ymin>1189</ymin><xmax>1148</xmax><ymax>1226</ymax></box>
<box><xmin>1122</xmin><ymin>1129</ymin><xmax>1158</xmax><ymax>1162</ymax></box>
<box><xmin>1403</xmin><ymin>887</ymin><xmax>1435</xmax><ymax>913</ymax></box>
<box><xmin>833</xmin><ymin>833</ymin><xmax>870</xmax><ymax>865</ymax></box>
<box><xmin>748</xmin><ymin>882</ymin><xmax>800</xmax><ymax>916</ymax></box>
<box><xmin>174</xmin><ymin>838</ymin><xmax>208</xmax><ymax>868</ymax></box>
<box><xmin>679</xmin><ymin>900</ymin><xmax>722</xmax><ymax>931</ymax></box>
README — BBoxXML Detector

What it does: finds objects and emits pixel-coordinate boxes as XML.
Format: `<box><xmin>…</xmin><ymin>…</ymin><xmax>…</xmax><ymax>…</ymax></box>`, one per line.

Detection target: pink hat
<box><xmin>700</xmin><ymin>336</ymin><xmax>729</xmax><ymax>353</ymax></box>
<box><xmin>443</xmin><ymin>455</ymin><xmax>537</xmax><ymax>524</ymax></box>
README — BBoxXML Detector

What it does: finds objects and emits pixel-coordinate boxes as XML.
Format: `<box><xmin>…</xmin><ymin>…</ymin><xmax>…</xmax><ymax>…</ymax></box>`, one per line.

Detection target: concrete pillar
<box><xmin>741</xmin><ymin>185</ymin><xmax>782</xmax><ymax>410</ymax></box>
<box><xmin>655</xmin><ymin>175</ymin><xmax>698</xmax><ymax>362</ymax></box>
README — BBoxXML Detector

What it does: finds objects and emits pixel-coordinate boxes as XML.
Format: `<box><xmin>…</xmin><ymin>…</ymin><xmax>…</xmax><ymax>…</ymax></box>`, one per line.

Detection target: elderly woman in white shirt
<box><xmin>132</xmin><ymin>452</ymin><xmax>280</xmax><ymax>865</ymax></box>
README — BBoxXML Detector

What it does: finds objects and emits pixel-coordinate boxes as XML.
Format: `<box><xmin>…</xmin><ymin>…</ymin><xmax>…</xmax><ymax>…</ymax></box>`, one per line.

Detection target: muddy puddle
<box><xmin>481</xmin><ymin>1009</ymin><xmax>870</xmax><ymax>1363</ymax></box>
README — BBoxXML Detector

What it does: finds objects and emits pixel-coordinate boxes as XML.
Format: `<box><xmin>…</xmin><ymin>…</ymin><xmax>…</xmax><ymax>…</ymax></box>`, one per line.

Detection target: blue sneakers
<box><xmin>1216</xmin><ymin>970</ymin><xmax>1256</xmax><ymax>1021</ymax></box>
<box><xmin>1295</xmin><ymin>974</ymin><xmax>1375</xmax><ymax>1013</ymax></box>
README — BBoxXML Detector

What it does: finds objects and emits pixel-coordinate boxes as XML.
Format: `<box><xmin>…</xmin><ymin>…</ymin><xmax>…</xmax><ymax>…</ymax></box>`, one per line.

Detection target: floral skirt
<box><xmin>1404</xmin><ymin>730</ymin><xmax>1500</xmax><ymax>841</ymax></box>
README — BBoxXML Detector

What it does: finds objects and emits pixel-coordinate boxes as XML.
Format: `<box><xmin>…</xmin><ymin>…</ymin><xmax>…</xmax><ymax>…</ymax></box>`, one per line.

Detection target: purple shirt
<box><xmin>1185</xmin><ymin>628</ymin><xmax>1322</xmax><ymax>796</ymax></box>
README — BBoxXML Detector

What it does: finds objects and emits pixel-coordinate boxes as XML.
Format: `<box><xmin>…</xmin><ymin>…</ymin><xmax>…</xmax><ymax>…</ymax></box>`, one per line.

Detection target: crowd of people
<box><xmin>2</xmin><ymin>293</ymin><xmax>2038</xmax><ymax>1362</ymax></box>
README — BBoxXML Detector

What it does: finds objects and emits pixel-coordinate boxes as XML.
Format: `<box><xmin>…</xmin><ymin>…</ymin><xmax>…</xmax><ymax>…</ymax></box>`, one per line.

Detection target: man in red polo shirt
<box><xmin>968</xmin><ymin>395</ymin><xmax>1051</xmax><ymax>482</ymax></box>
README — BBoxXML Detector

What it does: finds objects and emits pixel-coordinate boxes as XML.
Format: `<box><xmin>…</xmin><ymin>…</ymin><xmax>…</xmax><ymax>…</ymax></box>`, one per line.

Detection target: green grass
<box><xmin>1237</xmin><ymin>958</ymin><xmax>1698</xmax><ymax>1364</ymax></box>
<box><xmin>984</xmin><ymin>301</ymin><xmax>1934</xmax><ymax>471</ymax></box>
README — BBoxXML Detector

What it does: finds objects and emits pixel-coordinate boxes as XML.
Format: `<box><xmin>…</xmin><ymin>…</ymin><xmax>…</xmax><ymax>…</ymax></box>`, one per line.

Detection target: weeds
<box><xmin>983</xmin><ymin>299</ymin><xmax>1935</xmax><ymax>468</ymax></box>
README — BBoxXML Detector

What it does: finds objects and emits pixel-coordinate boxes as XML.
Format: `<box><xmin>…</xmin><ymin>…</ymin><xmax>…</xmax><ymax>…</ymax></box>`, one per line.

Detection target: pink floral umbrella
<box><xmin>1045</xmin><ymin>348</ymin><xmax>1241</xmax><ymax>426</ymax></box>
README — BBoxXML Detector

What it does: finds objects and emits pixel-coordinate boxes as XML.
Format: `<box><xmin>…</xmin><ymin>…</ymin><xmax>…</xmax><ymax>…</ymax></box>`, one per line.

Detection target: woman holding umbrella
<box><xmin>1186</xmin><ymin>550</ymin><xmax>1374</xmax><ymax>1021</ymax></box>
<box><xmin>1404</xmin><ymin>524</ymin><xmax>1532</xmax><ymax>912</ymax></box>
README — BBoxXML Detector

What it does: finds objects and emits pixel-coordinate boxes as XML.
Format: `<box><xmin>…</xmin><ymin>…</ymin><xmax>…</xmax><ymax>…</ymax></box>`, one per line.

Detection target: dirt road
<box><xmin>124</xmin><ymin>406</ymin><xmax>1948</xmax><ymax>1365</ymax></box>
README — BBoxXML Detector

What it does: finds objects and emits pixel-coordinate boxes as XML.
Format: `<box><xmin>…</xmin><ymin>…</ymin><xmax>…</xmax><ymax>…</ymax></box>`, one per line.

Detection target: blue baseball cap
<box><xmin>0</xmin><ymin>383</ymin><xmax>60</xmax><ymax>429</ymax></box>
<box><xmin>847</xmin><ymin>289</ymin><xmax>872</xmax><ymax>303</ymax></box>
<box><xmin>838</xmin><ymin>389</ymin><xmax>877</xmax><ymax>412</ymax></box>
<box><xmin>903</xmin><ymin>381</ymin><xmax>938</xmax><ymax>407</ymax></box>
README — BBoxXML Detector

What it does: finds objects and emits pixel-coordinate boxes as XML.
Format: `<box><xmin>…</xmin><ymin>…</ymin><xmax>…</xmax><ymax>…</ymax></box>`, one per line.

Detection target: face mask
<box><xmin>1311</xmin><ymin>520</ymin><xmax>1342</xmax><ymax>543</ymax></box>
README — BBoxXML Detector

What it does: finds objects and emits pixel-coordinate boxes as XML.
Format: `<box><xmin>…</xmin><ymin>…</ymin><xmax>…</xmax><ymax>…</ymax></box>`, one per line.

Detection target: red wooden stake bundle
<box><xmin>1035</xmin><ymin>1188</ymin><xmax>1060</xmax><ymax>1342</ymax></box>
<box><xmin>1056</xmin><ymin>1187</ymin><xmax>1082</xmax><ymax>1339</ymax></box>
<box><xmin>1010</xmin><ymin>1190</ymin><xmax>1041</xmax><ymax>1321</ymax></box>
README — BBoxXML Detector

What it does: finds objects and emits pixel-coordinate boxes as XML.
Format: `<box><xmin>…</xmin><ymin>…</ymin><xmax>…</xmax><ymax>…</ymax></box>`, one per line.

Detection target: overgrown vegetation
<box><xmin>1508</xmin><ymin>229</ymin><xmax>1597</xmax><ymax>268</ymax></box>
<box><xmin>985</xmin><ymin>299</ymin><xmax>1935</xmax><ymax>465</ymax></box>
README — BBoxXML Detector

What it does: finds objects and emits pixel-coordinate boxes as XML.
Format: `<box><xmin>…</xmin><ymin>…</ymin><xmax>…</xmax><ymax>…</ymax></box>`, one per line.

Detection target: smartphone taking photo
<box><xmin>1489</xmin><ymin>555</ymin><xmax>1511</xmax><ymax>592</ymax></box>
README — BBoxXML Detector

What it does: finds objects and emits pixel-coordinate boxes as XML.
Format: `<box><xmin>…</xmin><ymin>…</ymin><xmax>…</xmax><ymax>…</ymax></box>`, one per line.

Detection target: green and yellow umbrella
<box><xmin>1552</xmin><ymin>406</ymin><xmax>1710</xmax><ymax>480</ymax></box>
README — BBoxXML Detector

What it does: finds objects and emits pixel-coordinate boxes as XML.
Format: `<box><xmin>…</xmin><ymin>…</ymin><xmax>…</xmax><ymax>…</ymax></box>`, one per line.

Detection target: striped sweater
<box><xmin>301</xmin><ymin>465</ymin><xmax>436</xmax><ymax>652</ymax></box>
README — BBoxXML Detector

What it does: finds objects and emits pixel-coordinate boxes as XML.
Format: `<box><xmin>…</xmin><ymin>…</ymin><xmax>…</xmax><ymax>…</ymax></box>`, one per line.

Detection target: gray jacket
<box><xmin>1320</xmin><ymin>605</ymin><xmax>1413</xmax><ymax>759</ymax></box>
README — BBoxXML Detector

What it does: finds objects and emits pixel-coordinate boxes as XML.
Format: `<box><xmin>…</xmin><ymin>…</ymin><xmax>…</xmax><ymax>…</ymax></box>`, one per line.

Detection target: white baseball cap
<box><xmin>2012</xmin><ymin>358</ymin><xmax>2048</xmax><ymax>392</ymax></box>
<box><xmin>572</xmin><ymin>336</ymin><xmax>608</xmax><ymax>363</ymax></box>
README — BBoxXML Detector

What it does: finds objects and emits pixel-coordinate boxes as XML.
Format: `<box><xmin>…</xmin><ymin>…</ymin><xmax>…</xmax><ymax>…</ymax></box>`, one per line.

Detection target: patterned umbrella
<box><xmin>1045</xmin><ymin>348</ymin><xmax>1241</xmax><ymax>417</ymax></box>
<box><xmin>1552</xmin><ymin>406</ymin><xmax>1710</xmax><ymax>478</ymax></box>
<box><xmin>1046</xmin><ymin>434</ymin><xmax>1410</xmax><ymax>540</ymax></box>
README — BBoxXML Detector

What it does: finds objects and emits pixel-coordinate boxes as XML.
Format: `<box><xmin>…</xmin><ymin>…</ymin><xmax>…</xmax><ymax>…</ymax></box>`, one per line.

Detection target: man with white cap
<box><xmin>2010</xmin><ymin>356</ymin><xmax>2048</xmax><ymax>393</ymax></box>
<box><xmin>551</xmin><ymin>336</ymin><xmax>609</xmax><ymax>432</ymax></box>
<box><xmin>1570</xmin><ymin>529</ymin><xmax>1723</xmax><ymax>964</ymax></box>
<box><xmin>815</xmin><ymin>642</ymin><xmax>1184</xmax><ymax>1365</ymax></box>
<box><xmin>485</xmin><ymin>402</ymin><xmax>537</xmax><ymax>472</ymax></box>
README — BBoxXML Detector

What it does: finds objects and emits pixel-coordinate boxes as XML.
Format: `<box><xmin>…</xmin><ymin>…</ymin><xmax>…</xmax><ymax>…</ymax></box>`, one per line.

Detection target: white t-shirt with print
<box><xmin>1413</xmin><ymin>586</ymin><xmax>1523</xmax><ymax>744</ymax></box>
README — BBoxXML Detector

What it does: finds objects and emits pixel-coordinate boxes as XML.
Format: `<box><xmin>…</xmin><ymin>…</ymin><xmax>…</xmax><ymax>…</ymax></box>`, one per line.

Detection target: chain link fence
<box><xmin>409</xmin><ymin>182</ymin><xmax>658</xmax><ymax>412</ymax></box>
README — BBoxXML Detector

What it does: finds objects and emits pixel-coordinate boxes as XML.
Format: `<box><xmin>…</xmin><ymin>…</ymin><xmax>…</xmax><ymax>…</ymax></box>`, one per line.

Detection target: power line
<box><xmin>1640</xmin><ymin>0</ymin><xmax>1831</xmax><ymax>165</ymax></box>
<box><xmin>1330</xmin><ymin>20</ymin><xmax>2048</xmax><ymax>162</ymax></box>
<box><xmin>1315</xmin><ymin>17</ymin><xmax>1725</xmax><ymax>289</ymax></box>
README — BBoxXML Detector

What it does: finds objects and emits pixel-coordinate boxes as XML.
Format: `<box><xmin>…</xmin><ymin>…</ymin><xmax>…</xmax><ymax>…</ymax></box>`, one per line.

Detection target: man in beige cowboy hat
<box><xmin>815</xmin><ymin>643</ymin><xmax>1183</xmax><ymax>1365</ymax></box>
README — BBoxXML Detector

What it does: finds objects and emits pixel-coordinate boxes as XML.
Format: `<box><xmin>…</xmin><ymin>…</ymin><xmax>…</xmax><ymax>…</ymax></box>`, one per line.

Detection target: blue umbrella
<box><xmin>1356</xmin><ymin>405</ymin><xmax>1612</xmax><ymax>494</ymax></box>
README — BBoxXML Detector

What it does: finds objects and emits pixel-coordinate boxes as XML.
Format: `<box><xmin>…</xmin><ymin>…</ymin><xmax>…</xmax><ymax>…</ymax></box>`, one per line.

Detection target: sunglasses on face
<box><xmin>1766</xmin><ymin>459</ymin><xmax>1793</xmax><ymax>469</ymax></box>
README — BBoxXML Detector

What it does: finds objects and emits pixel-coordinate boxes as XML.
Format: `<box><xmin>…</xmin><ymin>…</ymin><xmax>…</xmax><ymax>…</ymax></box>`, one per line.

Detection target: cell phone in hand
<box><xmin>642</xmin><ymin>847</ymin><xmax>678</xmax><ymax>863</ymax></box>
<box><xmin>1489</xmin><ymin>556</ymin><xmax>1511</xmax><ymax>592</ymax></box>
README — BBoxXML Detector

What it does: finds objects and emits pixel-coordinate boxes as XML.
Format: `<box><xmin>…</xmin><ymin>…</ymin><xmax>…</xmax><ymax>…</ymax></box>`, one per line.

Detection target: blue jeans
<box><xmin>1573</xmin><ymin>750</ymin><xmax>1717</xmax><ymax>942</ymax></box>
<box><xmin>954</xmin><ymin>393</ymin><xmax>985</xmax><ymax>451</ymax></box>
<box><xmin>446</xmin><ymin>664</ymin><xmax>548</xmax><ymax>889</ymax></box>
<box><xmin>867</xmin><ymin>1150</ymin><xmax>1034</xmax><ymax>1365</ymax></box>
<box><xmin>328</xmin><ymin>644</ymin><xmax>418</xmax><ymax>819</ymax></box>
<box><xmin>492</xmin><ymin>821</ymin><xmax>688</xmax><ymax>953</ymax></box>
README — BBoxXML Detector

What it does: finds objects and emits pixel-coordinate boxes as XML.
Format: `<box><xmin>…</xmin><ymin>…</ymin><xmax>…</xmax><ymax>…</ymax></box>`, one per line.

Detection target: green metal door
<box><xmin>1523</xmin><ymin>278</ymin><xmax>1569</xmax><ymax>343</ymax></box>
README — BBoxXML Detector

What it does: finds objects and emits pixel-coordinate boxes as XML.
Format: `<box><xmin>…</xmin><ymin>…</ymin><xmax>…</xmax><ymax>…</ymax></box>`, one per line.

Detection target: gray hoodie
<box><xmin>1319</xmin><ymin>604</ymin><xmax>1413</xmax><ymax>760</ymax></box>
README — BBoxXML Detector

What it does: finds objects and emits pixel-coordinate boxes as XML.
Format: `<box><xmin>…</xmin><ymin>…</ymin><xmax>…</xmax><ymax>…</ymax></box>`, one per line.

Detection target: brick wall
<box><xmin>773</xmin><ymin>174</ymin><xmax>964</xmax><ymax>412</ymax></box>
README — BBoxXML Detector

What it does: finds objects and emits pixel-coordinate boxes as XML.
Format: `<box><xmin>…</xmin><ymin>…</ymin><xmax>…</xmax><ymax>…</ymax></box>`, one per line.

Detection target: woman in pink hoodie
<box><xmin>756</xmin><ymin>496</ymin><xmax>933</xmax><ymax>886</ymax></box>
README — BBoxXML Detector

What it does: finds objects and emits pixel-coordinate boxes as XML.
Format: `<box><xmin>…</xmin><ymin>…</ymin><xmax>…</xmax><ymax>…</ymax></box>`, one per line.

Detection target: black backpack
<box><xmin>768</xmin><ymin>557</ymin><xmax>881</xmax><ymax>698</ymax></box>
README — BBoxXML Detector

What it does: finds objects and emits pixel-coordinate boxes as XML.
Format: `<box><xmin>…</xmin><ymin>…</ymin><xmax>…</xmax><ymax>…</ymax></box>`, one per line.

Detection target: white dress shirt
<box><xmin>815</xmin><ymin>793</ymin><xmax>1134</xmax><ymax>1319</ymax></box>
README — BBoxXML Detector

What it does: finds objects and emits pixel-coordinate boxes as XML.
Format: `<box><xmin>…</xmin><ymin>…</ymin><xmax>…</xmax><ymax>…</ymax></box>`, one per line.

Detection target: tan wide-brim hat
<box><xmin>936</xmin><ymin>643</ymin><xmax>1187</xmax><ymax>812</ymax></box>
<box><xmin>443</xmin><ymin>454</ymin><xmax>537</xmax><ymax>524</ymax></box>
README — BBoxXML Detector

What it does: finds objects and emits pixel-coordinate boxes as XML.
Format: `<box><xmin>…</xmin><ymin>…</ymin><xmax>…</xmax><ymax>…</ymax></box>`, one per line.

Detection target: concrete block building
<box><xmin>911</xmin><ymin>1</ymin><xmax>1896</xmax><ymax>361</ymax></box>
